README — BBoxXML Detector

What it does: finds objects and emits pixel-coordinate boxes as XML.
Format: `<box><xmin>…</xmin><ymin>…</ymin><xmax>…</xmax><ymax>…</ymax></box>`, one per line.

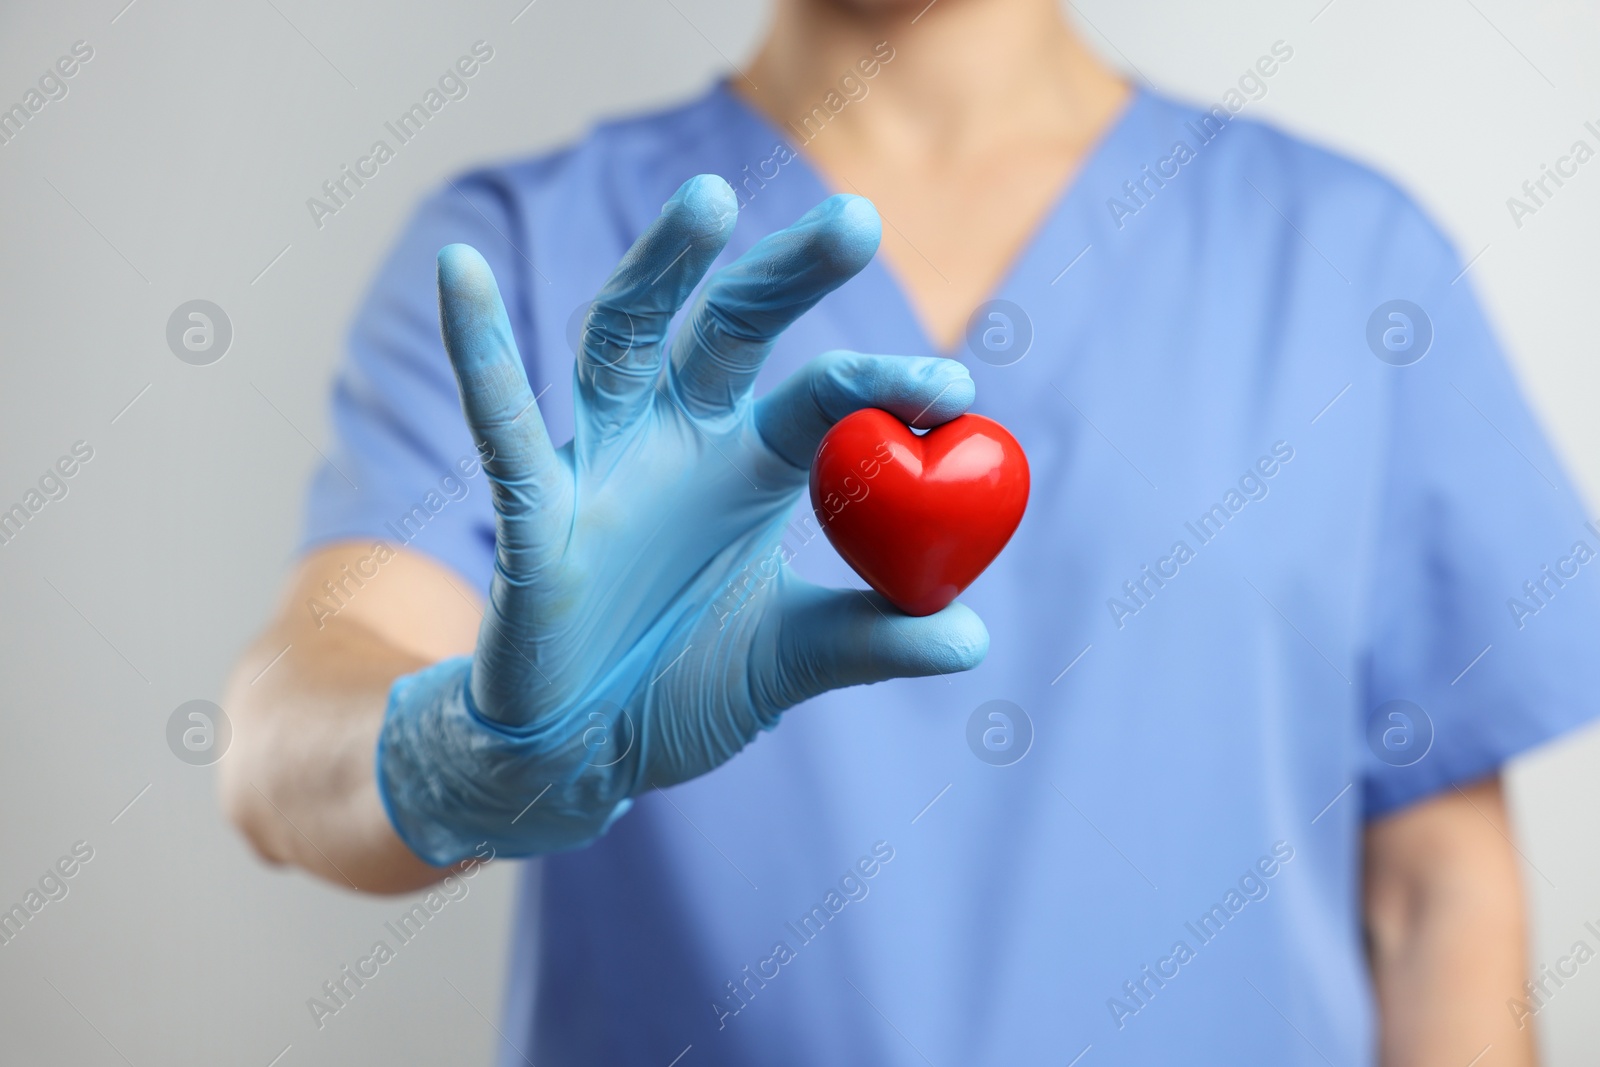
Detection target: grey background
<box><xmin>1</xmin><ymin>0</ymin><xmax>1597</xmax><ymax>1063</ymax></box>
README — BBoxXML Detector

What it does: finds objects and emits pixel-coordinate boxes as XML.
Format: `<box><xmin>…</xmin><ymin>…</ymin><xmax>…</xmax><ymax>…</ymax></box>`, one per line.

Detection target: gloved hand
<box><xmin>376</xmin><ymin>175</ymin><xmax>988</xmax><ymax>866</ymax></box>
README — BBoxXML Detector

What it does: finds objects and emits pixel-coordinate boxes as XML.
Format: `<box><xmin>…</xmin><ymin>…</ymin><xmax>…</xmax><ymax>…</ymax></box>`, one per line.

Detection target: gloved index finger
<box><xmin>754</xmin><ymin>350</ymin><xmax>975</xmax><ymax>470</ymax></box>
<box><xmin>437</xmin><ymin>243</ymin><xmax>562</xmax><ymax>571</ymax></box>
<box><xmin>667</xmin><ymin>194</ymin><xmax>881</xmax><ymax>418</ymax></box>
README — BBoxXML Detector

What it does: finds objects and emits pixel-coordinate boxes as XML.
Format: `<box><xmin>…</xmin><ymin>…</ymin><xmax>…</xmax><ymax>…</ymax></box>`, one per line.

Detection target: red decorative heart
<box><xmin>810</xmin><ymin>409</ymin><xmax>1030</xmax><ymax>616</ymax></box>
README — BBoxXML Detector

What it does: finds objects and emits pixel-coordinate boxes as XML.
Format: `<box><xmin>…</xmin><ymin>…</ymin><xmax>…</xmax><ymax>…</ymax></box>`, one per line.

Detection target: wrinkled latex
<box><xmin>376</xmin><ymin>175</ymin><xmax>990</xmax><ymax>866</ymax></box>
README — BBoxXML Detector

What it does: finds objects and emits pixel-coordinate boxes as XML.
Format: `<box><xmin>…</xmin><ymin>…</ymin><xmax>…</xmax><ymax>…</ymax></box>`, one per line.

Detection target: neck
<box><xmin>741</xmin><ymin>0</ymin><xmax>1125</xmax><ymax>162</ymax></box>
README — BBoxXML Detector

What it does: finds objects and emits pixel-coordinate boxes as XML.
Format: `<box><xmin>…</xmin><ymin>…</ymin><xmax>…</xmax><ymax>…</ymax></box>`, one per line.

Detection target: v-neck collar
<box><xmin>709</xmin><ymin>80</ymin><xmax>1157</xmax><ymax>359</ymax></box>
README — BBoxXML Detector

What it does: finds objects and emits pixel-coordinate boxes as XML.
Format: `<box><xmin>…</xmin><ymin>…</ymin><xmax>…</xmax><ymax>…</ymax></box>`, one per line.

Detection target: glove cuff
<box><xmin>375</xmin><ymin>657</ymin><xmax>633</xmax><ymax>865</ymax></box>
<box><xmin>374</xmin><ymin>657</ymin><xmax>476</xmax><ymax>866</ymax></box>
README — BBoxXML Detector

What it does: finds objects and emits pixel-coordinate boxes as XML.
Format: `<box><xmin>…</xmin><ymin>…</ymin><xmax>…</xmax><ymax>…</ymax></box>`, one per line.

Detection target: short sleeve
<box><xmin>300</xmin><ymin>171</ymin><xmax>539</xmax><ymax>595</ymax></box>
<box><xmin>1359</xmin><ymin>210</ymin><xmax>1600</xmax><ymax>817</ymax></box>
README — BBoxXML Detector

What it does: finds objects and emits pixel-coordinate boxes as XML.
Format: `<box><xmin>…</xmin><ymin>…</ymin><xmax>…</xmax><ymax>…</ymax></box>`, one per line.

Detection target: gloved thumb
<box><xmin>753</xmin><ymin>583</ymin><xmax>989</xmax><ymax>712</ymax></box>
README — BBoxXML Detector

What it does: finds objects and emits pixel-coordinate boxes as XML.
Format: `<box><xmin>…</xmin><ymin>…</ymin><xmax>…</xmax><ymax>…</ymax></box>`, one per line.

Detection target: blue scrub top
<box><xmin>304</xmin><ymin>83</ymin><xmax>1600</xmax><ymax>1065</ymax></box>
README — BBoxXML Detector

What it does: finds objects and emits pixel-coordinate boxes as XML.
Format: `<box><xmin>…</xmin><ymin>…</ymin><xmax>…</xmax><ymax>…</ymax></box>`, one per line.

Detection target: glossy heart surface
<box><xmin>809</xmin><ymin>408</ymin><xmax>1030</xmax><ymax>616</ymax></box>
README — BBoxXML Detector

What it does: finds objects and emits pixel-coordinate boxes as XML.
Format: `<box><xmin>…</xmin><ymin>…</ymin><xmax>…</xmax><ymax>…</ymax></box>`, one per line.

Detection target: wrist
<box><xmin>375</xmin><ymin>657</ymin><xmax>633</xmax><ymax>865</ymax></box>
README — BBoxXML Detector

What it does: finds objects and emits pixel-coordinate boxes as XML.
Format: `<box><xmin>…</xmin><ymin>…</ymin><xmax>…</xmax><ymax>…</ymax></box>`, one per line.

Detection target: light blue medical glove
<box><xmin>376</xmin><ymin>175</ymin><xmax>988</xmax><ymax>866</ymax></box>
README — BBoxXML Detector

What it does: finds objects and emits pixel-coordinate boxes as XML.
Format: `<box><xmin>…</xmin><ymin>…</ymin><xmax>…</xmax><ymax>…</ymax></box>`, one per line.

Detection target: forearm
<box><xmin>1367</xmin><ymin>779</ymin><xmax>1536</xmax><ymax>1067</ymax></box>
<box><xmin>220</xmin><ymin>615</ymin><xmax>444</xmax><ymax>894</ymax></box>
<box><xmin>1371</xmin><ymin>884</ymin><xmax>1534</xmax><ymax>1064</ymax></box>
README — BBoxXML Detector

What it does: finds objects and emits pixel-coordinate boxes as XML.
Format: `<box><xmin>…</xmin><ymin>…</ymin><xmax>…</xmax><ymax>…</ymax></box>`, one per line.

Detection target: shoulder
<box><xmin>1131</xmin><ymin>89</ymin><xmax>1462</xmax><ymax>286</ymax></box>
